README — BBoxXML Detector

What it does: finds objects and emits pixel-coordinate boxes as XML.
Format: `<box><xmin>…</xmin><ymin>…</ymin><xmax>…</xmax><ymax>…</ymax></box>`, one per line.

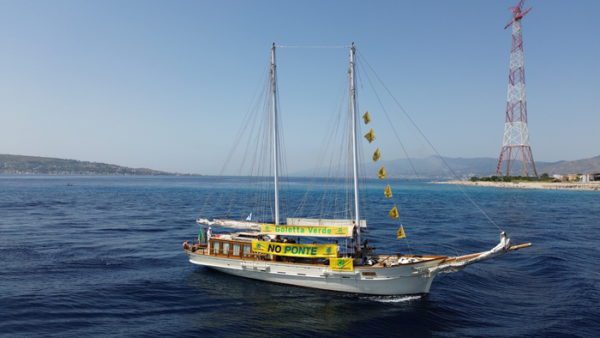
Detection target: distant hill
<box><xmin>537</xmin><ymin>155</ymin><xmax>600</xmax><ymax>175</ymax></box>
<box><xmin>293</xmin><ymin>155</ymin><xmax>600</xmax><ymax>179</ymax></box>
<box><xmin>0</xmin><ymin>154</ymin><xmax>177</xmax><ymax>175</ymax></box>
<box><xmin>365</xmin><ymin>156</ymin><xmax>502</xmax><ymax>179</ymax></box>
<box><xmin>3</xmin><ymin>153</ymin><xmax>597</xmax><ymax>178</ymax></box>
<box><xmin>374</xmin><ymin>155</ymin><xmax>600</xmax><ymax>178</ymax></box>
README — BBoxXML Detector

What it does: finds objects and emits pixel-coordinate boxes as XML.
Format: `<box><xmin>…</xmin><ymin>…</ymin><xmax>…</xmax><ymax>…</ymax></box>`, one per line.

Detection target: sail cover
<box><xmin>196</xmin><ymin>217</ymin><xmax>366</xmax><ymax>231</ymax></box>
<box><xmin>196</xmin><ymin>218</ymin><xmax>260</xmax><ymax>230</ymax></box>
<box><xmin>286</xmin><ymin>218</ymin><xmax>366</xmax><ymax>228</ymax></box>
<box><xmin>426</xmin><ymin>232</ymin><xmax>512</xmax><ymax>275</ymax></box>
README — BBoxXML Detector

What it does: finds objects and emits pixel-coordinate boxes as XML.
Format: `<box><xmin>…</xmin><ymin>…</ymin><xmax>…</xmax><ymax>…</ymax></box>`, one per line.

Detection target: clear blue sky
<box><xmin>0</xmin><ymin>0</ymin><xmax>598</xmax><ymax>174</ymax></box>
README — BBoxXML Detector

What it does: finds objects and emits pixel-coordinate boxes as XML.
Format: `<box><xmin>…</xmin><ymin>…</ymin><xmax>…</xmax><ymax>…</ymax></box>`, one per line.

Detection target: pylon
<box><xmin>496</xmin><ymin>0</ymin><xmax>538</xmax><ymax>177</ymax></box>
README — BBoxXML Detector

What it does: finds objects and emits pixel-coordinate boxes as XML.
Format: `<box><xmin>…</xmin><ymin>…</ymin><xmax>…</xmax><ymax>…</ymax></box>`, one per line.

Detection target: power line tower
<box><xmin>496</xmin><ymin>0</ymin><xmax>538</xmax><ymax>177</ymax></box>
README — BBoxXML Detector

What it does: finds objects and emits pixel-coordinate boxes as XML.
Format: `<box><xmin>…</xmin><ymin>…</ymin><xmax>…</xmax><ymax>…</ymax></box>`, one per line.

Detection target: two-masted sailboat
<box><xmin>183</xmin><ymin>43</ymin><xmax>531</xmax><ymax>295</ymax></box>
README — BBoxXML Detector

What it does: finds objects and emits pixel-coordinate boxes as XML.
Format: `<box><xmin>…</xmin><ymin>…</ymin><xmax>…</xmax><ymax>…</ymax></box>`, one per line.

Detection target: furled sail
<box><xmin>426</xmin><ymin>232</ymin><xmax>513</xmax><ymax>275</ymax></box>
<box><xmin>287</xmin><ymin>218</ymin><xmax>367</xmax><ymax>228</ymax></box>
<box><xmin>196</xmin><ymin>218</ymin><xmax>261</xmax><ymax>230</ymax></box>
<box><xmin>196</xmin><ymin>218</ymin><xmax>213</xmax><ymax>225</ymax></box>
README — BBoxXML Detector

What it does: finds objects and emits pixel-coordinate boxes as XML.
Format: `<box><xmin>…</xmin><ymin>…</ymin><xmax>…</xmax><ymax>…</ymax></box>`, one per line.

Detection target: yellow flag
<box><xmin>377</xmin><ymin>166</ymin><xmax>387</xmax><ymax>179</ymax></box>
<box><xmin>364</xmin><ymin>129</ymin><xmax>376</xmax><ymax>143</ymax></box>
<box><xmin>397</xmin><ymin>225</ymin><xmax>406</xmax><ymax>239</ymax></box>
<box><xmin>362</xmin><ymin>111</ymin><xmax>371</xmax><ymax>124</ymax></box>
<box><xmin>384</xmin><ymin>184</ymin><xmax>393</xmax><ymax>199</ymax></box>
<box><xmin>389</xmin><ymin>205</ymin><xmax>399</xmax><ymax>219</ymax></box>
<box><xmin>372</xmin><ymin>148</ymin><xmax>381</xmax><ymax>162</ymax></box>
<box><xmin>330</xmin><ymin>257</ymin><xmax>354</xmax><ymax>272</ymax></box>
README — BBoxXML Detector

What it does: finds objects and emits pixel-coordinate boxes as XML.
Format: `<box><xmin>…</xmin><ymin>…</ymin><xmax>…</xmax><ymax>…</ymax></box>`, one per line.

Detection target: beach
<box><xmin>437</xmin><ymin>180</ymin><xmax>600</xmax><ymax>191</ymax></box>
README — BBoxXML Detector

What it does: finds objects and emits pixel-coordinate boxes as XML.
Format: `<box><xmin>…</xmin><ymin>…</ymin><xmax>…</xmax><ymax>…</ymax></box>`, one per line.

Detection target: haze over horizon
<box><xmin>1</xmin><ymin>0</ymin><xmax>598</xmax><ymax>175</ymax></box>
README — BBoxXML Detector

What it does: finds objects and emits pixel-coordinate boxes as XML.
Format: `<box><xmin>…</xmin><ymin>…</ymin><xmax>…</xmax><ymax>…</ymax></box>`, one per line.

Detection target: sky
<box><xmin>0</xmin><ymin>0</ymin><xmax>598</xmax><ymax>174</ymax></box>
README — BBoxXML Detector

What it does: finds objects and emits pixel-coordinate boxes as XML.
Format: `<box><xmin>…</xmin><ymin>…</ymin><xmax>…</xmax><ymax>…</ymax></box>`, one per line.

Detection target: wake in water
<box><xmin>362</xmin><ymin>295</ymin><xmax>423</xmax><ymax>303</ymax></box>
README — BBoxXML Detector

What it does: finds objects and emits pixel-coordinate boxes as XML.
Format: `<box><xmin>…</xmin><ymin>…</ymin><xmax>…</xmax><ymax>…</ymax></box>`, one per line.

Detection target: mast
<box><xmin>349</xmin><ymin>42</ymin><xmax>361</xmax><ymax>245</ymax></box>
<box><xmin>270</xmin><ymin>43</ymin><xmax>280</xmax><ymax>225</ymax></box>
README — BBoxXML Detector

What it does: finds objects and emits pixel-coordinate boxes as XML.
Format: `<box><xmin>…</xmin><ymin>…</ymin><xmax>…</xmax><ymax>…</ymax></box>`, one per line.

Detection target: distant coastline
<box><xmin>437</xmin><ymin>180</ymin><xmax>600</xmax><ymax>191</ymax></box>
<box><xmin>0</xmin><ymin>154</ymin><xmax>187</xmax><ymax>176</ymax></box>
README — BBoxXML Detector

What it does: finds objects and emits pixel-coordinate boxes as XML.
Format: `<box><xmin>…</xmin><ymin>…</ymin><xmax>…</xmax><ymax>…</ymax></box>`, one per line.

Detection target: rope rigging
<box><xmin>198</xmin><ymin>44</ymin><xmax>503</xmax><ymax>260</ymax></box>
<box><xmin>356</xmin><ymin>50</ymin><xmax>504</xmax><ymax>233</ymax></box>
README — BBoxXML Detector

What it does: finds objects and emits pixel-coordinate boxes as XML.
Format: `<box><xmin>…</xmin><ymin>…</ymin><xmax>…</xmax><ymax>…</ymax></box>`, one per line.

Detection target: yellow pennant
<box><xmin>372</xmin><ymin>148</ymin><xmax>381</xmax><ymax>162</ymax></box>
<box><xmin>364</xmin><ymin>129</ymin><xmax>376</xmax><ymax>143</ymax></box>
<box><xmin>377</xmin><ymin>166</ymin><xmax>387</xmax><ymax>179</ymax></box>
<box><xmin>330</xmin><ymin>257</ymin><xmax>354</xmax><ymax>272</ymax></box>
<box><xmin>251</xmin><ymin>240</ymin><xmax>337</xmax><ymax>258</ymax></box>
<box><xmin>362</xmin><ymin>111</ymin><xmax>371</xmax><ymax>124</ymax></box>
<box><xmin>389</xmin><ymin>205</ymin><xmax>399</xmax><ymax>219</ymax></box>
<box><xmin>397</xmin><ymin>225</ymin><xmax>406</xmax><ymax>239</ymax></box>
<box><xmin>384</xmin><ymin>184</ymin><xmax>393</xmax><ymax>199</ymax></box>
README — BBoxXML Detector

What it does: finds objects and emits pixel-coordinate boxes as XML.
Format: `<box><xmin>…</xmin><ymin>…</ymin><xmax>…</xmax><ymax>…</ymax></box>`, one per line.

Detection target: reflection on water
<box><xmin>185</xmin><ymin>266</ymin><xmax>439</xmax><ymax>337</ymax></box>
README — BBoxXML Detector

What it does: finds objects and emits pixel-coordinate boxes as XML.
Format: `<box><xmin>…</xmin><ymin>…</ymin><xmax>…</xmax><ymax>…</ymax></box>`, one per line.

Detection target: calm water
<box><xmin>1</xmin><ymin>176</ymin><xmax>598</xmax><ymax>337</ymax></box>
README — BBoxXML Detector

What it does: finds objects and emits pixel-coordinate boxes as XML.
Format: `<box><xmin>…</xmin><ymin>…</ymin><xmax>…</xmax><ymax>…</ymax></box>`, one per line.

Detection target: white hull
<box><xmin>187</xmin><ymin>252</ymin><xmax>440</xmax><ymax>295</ymax></box>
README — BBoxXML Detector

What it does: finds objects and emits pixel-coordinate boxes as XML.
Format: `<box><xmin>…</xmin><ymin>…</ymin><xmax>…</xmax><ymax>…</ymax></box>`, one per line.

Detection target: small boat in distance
<box><xmin>183</xmin><ymin>43</ymin><xmax>531</xmax><ymax>295</ymax></box>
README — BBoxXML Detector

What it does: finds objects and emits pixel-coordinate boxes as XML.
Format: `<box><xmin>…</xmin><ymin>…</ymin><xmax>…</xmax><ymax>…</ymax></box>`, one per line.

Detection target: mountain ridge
<box><xmin>0</xmin><ymin>154</ymin><xmax>181</xmax><ymax>176</ymax></box>
<box><xmin>2</xmin><ymin>153</ymin><xmax>598</xmax><ymax>178</ymax></box>
<box><xmin>293</xmin><ymin>154</ymin><xmax>600</xmax><ymax>179</ymax></box>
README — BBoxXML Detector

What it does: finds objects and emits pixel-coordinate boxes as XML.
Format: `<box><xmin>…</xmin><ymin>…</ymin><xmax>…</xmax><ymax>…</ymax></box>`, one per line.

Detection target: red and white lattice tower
<box><xmin>496</xmin><ymin>0</ymin><xmax>538</xmax><ymax>177</ymax></box>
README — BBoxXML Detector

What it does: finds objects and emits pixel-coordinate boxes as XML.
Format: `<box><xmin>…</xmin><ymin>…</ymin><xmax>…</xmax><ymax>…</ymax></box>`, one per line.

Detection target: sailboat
<box><xmin>183</xmin><ymin>43</ymin><xmax>531</xmax><ymax>295</ymax></box>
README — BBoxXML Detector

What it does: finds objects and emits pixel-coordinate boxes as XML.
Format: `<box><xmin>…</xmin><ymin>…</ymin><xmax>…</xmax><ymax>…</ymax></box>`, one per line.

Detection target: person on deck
<box><xmin>206</xmin><ymin>227</ymin><xmax>212</xmax><ymax>251</ymax></box>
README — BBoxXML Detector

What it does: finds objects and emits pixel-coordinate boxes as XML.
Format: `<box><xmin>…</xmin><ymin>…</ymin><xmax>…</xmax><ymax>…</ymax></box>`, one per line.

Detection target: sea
<box><xmin>1</xmin><ymin>176</ymin><xmax>598</xmax><ymax>337</ymax></box>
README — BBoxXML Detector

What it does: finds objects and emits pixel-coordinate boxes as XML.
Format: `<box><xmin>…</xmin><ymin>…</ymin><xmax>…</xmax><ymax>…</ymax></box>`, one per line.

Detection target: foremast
<box><xmin>349</xmin><ymin>43</ymin><xmax>361</xmax><ymax>250</ymax></box>
<box><xmin>270</xmin><ymin>43</ymin><xmax>281</xmax><ymax>225</ymax></box>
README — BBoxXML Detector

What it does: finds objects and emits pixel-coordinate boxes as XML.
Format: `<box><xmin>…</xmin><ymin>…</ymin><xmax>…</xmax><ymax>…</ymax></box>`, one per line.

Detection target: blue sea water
<box><xmin>0</xmin><ymin>176</ymin><xmax>598</xmax><ymax>337</ymax></box>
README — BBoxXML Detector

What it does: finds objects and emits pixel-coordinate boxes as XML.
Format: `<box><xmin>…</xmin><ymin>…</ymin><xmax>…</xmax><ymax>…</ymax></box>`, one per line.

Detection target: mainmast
<box><xmin>349</xmin><ymin>42</ymin><xmax>361</xmax><ymax>245</ymax></box>
<box><xmin>270</xmin><ymin>43</ymin><xmax>281</xmax><ymax>225</ymax></box>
